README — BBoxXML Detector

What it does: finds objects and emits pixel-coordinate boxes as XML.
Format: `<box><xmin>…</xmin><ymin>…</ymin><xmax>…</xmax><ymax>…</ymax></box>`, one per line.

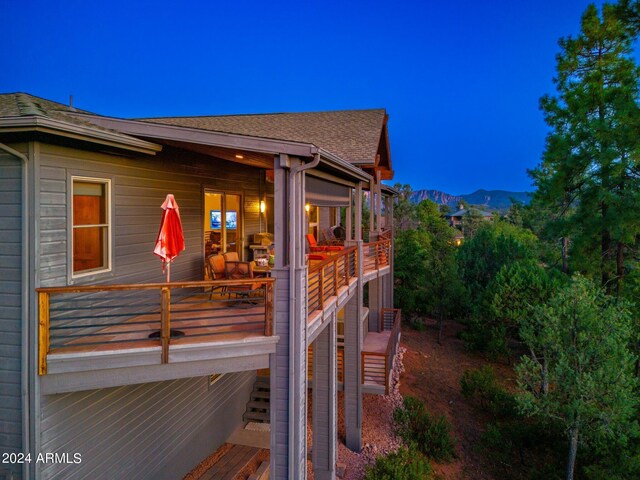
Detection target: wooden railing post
<box><xmin>333</xmin><ymin>258</ymin><xmax>339</xmax><ymax>293</ymax></box>
<box><xmin>345</xmin><ymin>253</ymin><xmax>350</xmax><ymax>283</ymax></box>
<box><xmin>319</xmin><ymin>267</ymin><xmax>325</xmax><ymax>308</ymax></box>
<box><xmin>38</xmin><ymin>291</ymin><xmax>50</xmax><ymax>375</ymax></box>
<box><xmin>264</xmin><ymin>282</ymin><xmax>273</xmax><ymax>336</ymax></box>
<box><xmin>384</xmin><ymin>354</ymin><xmax>389</xmax><ymax>395</ymax></box>
<box><xmin>161</xmin><ymin>287</ymin><xmax>170</xmax><ymax>364</ymax></box>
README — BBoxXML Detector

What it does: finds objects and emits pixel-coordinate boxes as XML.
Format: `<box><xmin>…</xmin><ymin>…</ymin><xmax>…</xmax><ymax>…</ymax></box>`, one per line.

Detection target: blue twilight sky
<box><xmin>0</xmin><ymin>0</ymin><xmax>609</xmax><ymax>194</ymax></box>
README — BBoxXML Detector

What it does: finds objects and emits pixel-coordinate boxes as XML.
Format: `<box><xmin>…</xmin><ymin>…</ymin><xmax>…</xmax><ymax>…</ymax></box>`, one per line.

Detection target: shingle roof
<box><xmin>0</xmin><ymin>92</ymin><xmax>90</xmax><ymax>120</ymax></box>
<box><xmin>0</xmin><ymin>93</ymin><xmax>153</xmax><ymax>145</ymax></box>
<box><xmin>139</xmin><ymin>109</ymin><xmax>387</xmax><ymax>164</ymax></box>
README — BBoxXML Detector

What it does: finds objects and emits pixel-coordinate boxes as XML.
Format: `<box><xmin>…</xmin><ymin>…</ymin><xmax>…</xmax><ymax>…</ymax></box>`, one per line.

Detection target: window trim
<box><xmin>69</xmin><ymin>175</ymin><xmax>113</xmax><ymax>280</ymax></box>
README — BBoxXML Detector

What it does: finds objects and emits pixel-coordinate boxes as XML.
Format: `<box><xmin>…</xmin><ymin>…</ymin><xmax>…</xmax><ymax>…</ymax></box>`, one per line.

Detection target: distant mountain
<box><xmin>410</xmin><ymin>189</ymin><xmax>532</xmax><ymax>211</ymax></box>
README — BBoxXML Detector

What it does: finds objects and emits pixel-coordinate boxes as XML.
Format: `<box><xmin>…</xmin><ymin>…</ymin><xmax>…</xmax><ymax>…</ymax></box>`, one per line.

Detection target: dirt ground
<box><xmin>400</xmin><ymin>318</ymin><xmax>516</xmax><ymax>480</ymax></box>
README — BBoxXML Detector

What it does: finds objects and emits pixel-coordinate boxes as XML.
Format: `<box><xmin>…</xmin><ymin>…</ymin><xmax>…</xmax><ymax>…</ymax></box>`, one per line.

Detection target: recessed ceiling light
<box><xmin>235</xmin><ymin>154</ymin><xmax>244</xmax><ymax>159</ymax></box>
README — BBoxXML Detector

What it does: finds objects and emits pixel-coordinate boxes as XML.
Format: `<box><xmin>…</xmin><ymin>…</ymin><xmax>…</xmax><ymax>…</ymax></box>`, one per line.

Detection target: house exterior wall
<box><xmin>36</xmin><ymin>143</ymin><xmax>263</xmax><ymax>289</ymax></box>
<box><xmin>0</xmin><ymin>152</ymin><xmax>23</xmax><ymax>480</ymax></box>
<box><xmin>39</xmin><ymin>371</ymin><xmax>255</xmax><ymax>479</ymax></box>
<box><xmin>27</xmin><ymin>142</ymin><xmax>265</xmax><ymax>479</ymax></box>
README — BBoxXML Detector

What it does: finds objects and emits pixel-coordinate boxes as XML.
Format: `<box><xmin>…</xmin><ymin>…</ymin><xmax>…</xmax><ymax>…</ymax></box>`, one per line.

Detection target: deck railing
<box><xmin>361</xmin><ymin>308</ymin><xmax>401</xmax><ymax>394</ymax></box>
<box><xmin>362</xmin><ymin>239</ymin><xmax>391</xmax><ymax>273</ymax></box>
<box><xmin>307</xmin><ymin>246</ymin><xmax>357</xmax><ymax>318</ymax></box>
<box><xmin>379</xmin><ymin>229</ymin><xmax>392</xmax><ymax>241</ymax></box>
<box><xmin>36</xmin><ymin>278</ymin><xmax>275</xmax><ymax>375</ymax></box>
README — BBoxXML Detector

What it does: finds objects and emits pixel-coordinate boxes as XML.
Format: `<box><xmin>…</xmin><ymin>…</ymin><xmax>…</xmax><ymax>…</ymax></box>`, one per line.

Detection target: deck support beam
<box><xmin>271</xmin><ymin>155</ymin><xmax>309</xmax><ymax>480</ymax></box>
<box><xmin>312</xmin><ymin>315</ymin><xmax>337</xmax><ymax>480</ymax></box>
<box><xmin>367</xmin><ymin>231</ymin><xmax>382</xmax><ymax>332</ymax></box>
<box><xmin>343</xmin><ymin>182</ymin><xmax>363</xmax><ymax>452</ymax></box>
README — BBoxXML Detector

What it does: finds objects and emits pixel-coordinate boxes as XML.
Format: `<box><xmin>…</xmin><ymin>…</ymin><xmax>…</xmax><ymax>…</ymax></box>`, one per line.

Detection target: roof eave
<box><xmin>318</xmin><ymin>148</ymin><xmax>372</xmax><ymax>183</ymax></box>
<box><xmin>70</xmin><ymin>113</ymin><xmax>320</xmax><ymax>158</ymax></box>
<box><xmin>381</xmin><ymin>184</ymin><xmax>400</xmax><ymax>196</ymax></box>
<box><xmin>0</xmin><ymin>116</ymin><xmax>162</xmax><ymax>155</ymax></box>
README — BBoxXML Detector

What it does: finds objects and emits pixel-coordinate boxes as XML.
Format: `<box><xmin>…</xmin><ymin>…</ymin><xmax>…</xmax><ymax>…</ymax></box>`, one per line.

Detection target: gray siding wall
<box><xmin>0</xmin><ymin>152</ymin><xmax>23</xmax><ymax>478</ymax></box>
<box><xmin>40</xmin><ymin>371</ymin><xmax>255</xmax><ymax>479</ymax></box>
<box><xmin>34</xmin><ymin>143</ymin><xmax>264</xmax><ymax>478</ymax></box>
<box><xmin>37</xmin><ymin>143</ymin><xmax>262</xmax><ymax>288</ymax></box>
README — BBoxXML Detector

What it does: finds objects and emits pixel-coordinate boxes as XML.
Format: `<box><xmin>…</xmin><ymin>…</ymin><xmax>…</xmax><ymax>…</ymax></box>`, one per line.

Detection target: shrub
<box><xmin>393</xmin><ymin>396</ymin><xmax>456</xmax><ymax>462</ymax></box>
<box><xmin>408</xmin><ymin>315</ymin><xmax>426</xmax><ymax>331</ymax></box>
<box><xmin>364</xmin><ymin>447</ymin><xmax>434</xmax><ymax>480</ymax></box>
<box><xmin>460</xmin><ymin>366</ymin><xmax>517</xmax><ymax>418</ymax></box>
<box><xmin>459</xmin><ymin>319</ymin><xmax>509</xmax><ymax>359</ymax></box>
<box><xmin>478</xmin><ymin>420</ymin><xmax>565</xmax><ymax>480</ymax></box>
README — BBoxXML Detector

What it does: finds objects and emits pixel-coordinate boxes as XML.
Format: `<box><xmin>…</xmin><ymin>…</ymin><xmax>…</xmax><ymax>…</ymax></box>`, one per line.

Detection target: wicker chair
<box><xmin>224</xmin><ymin>260</ymin><xmax>262</xmax><ymax>304</ymax></box>
<box><xmin>205</xmin><ymin>254</ymin><xmax>228</xmax><ymax>299</ymax></box>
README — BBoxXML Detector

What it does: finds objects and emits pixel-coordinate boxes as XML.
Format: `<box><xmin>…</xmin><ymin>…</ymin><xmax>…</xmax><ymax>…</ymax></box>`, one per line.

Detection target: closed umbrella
<box><xmin>154</xmin><ymin>194</ymin><xmax>185</xmax><ymax>282</ymax></box>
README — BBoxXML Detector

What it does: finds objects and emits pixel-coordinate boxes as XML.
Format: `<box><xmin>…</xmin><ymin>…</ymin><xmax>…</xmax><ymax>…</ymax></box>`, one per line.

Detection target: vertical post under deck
<box><xmin>312</xmin><ymin>316</ymin><xmax>337</xmax><ymax>480</ymax></box>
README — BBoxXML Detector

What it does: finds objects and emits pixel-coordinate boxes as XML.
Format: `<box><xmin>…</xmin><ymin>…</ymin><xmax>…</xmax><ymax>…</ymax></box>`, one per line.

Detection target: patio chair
<box><xmin>206</xmin><ymin>254</ymin><xmax>228</xmax><ymax>299</ymax></box>
<box><xmin>223</xmin><ymin>251</ymin><xmax>240</xmax><ymax>263</ymax></box>
<box><xmin>305</xmin><ymin>233</ymin><xmax>343</xmax><ymax>253</ymax></box>
<box><xmin>321</xmin><ymin>227</ymin><xmax>344</xmax><ymax>246</ymax></box>
<box><xmin>224</xmin><ymin>260</ymin><xmax>262</xmax><ymax>305</ymax></box>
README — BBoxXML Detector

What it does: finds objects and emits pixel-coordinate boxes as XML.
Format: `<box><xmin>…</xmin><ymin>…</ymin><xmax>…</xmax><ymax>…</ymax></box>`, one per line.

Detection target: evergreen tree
<box><xmin>392</xmin><ymin>183</ymin><xmax>418</xmax><ymax>231</ymax></box>
<box><xmin>517</xmin><ymin>276</ymin><xmax>638</xmax><ymax>480</ymax></box>
<box><xmin>530</xmin><ymin>2</ymin><xmax>640</xmax><ymax>295</ymax></box>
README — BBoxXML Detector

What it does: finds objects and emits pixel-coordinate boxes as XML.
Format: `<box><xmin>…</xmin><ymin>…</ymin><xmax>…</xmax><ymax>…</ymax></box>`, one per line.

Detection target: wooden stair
<box><xmin>242</xmin><ymin>375</ymin><xmax>270</xmax><ymax>423</ymax></box>
<box><xmin>200</xmin><ymin>444</ymin><xmax>261</xmax><ymax>480</ymax></box>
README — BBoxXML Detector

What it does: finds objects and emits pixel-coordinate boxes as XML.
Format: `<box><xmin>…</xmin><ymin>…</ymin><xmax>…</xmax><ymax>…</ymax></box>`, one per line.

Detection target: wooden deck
<box><xmin>48</xmin><ymin>292</ymin><xmax>268</xmax><ymax>356</ymax></box>
<box><xmin>199</xmin><ymin>444</ymin><xmax>262</xmax><ymax>480</ymax></box>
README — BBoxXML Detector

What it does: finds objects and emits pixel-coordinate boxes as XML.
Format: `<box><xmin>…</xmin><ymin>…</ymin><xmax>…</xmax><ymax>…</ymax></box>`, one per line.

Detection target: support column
<box><xmin>389</xmin><ymin>196</ymin><xmax>395</xmax><ymax>308</ymax></box>
<box><xmin>271</xmin><ymin>154</ymin><xmax>308</xmax><ymax>480</ymax></box>
<box><xmin>343</xmin><ymin>182</ymin><xmax>363</xmax><ymax>451</ymax></box>
<box><xmin>368</xmin><ymin>179</ymin><xmax>375</xmax><ymax>234</ymax></box>
<box><xmin>375</xmin><ymin>172</ymin><xmax>382</xmax><ymax>233</ymax></box>
<box><xmin>346</xmin><ymin>189</ymin><xmax>353</xmax><ymax>242</ymax></box>
<box><xmin>368</xmin><ymin>274</ymin><xmax>383</xmax><ymax>332</ymax></box>
<box><xmin>312</xmin><ymin>316</ymin><xmax>337</xmax><ymax>480</ymax></box>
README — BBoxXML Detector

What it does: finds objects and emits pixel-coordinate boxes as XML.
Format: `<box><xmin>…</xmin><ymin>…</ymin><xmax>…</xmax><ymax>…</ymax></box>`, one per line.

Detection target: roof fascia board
<box><xmin>306</xmin><ymin>170</ymin><xmax>358</xmax><ymax>188</ymax></box>
<box><xmin>380</xmin><ymin>184</ymin><xmax>399</xmax><ymax>196</ymax></box>
<box><xmin>71</xmin><ymin>113</ymin><xmax>319</xmax><ymax>158</ymax></box>
<box><xmin>318</xmin><ymin>148</ymin><xmax>372</xmax><ymax>183</ymax></box>
<box><xmin>0</xmin><ymin>116</ymin><xmax>162</xmax><ymax>154</ymax></box>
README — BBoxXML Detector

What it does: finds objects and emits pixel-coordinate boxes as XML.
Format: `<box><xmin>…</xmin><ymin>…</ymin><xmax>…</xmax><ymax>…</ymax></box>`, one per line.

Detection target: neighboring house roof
<box><xmin>445</xmin><ymin>208</ymin><xmax>493</xmax><ymax>218</ymax></box>
<box><xmin>139</xmin><ymin>109</ymin><xmax>393</xmax><ymax>177</ymax></box>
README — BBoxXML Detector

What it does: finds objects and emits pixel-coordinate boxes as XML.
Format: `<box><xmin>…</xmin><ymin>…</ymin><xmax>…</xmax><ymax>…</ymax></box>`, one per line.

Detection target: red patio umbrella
<box><xmin>154</xmin><ymin>194</ymin><xmax>185</xmax><ymax>282</ymax></box>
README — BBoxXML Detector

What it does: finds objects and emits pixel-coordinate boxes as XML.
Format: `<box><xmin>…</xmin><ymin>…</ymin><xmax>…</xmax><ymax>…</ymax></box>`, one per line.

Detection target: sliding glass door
<box><xmin>204</xmin><ymin>190</ymin><xmax>243</xmax><ymax>258</ymax></box>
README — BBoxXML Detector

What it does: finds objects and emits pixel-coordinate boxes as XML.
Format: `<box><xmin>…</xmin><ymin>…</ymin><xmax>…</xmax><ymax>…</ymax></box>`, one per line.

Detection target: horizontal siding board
<box><xmin>33</xmin><ymin>144</ymin><xmax>270</xmax><ymax>478</ymax></box>
<box><xmin>0</xmin><ymin>243</ymin><xmax>21</xmax><ymax>256</ymax></box>
<box><xmin>39</xmin><ymin>143</ymin><xmax>261</xmax><ymax>290</ymax></box>
<box><xmin>0</xmin><ymin>190</ymin><xmax>21</xmax><ymax>203</ymax></box>
<box><xmin>0</xmin><ymin>395</ymin><xmax>21</xmax><ymax>410</ymax></box>
<box><xmin>0</xmin><ymin>154</ymin><xmax>22</xmax><ymax>462</ymax></box>
<box><xmin>41</xmin><ymin>372</ymin><xmax>255</xmax><ymax>480</ymax></box>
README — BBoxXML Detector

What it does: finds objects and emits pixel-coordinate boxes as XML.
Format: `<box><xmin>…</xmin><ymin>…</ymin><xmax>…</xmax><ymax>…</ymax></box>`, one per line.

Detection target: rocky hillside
<box><xmin>410</xmin><ymin>189</ymin><xmax>531</xmax><ymax>211</ymax></box>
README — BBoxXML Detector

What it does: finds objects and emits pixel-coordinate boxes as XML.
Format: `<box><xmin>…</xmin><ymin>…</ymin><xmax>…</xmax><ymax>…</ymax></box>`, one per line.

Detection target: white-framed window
<box><xmin>71</xmin><ymin>176</ymin><xmax>112</xmax><ymax>277</ymax></box>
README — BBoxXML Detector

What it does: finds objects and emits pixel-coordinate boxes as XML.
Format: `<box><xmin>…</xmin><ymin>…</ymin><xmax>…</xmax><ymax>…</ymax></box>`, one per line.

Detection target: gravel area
<box><xmin>307</xmin><ymin>346</ymin><xmax>406</xmax><ymax>479</ymax></box>
<box><xmin>338</xmin><ymin>346</ymin><xmax>406</xmax><ymax>480</ymax></box>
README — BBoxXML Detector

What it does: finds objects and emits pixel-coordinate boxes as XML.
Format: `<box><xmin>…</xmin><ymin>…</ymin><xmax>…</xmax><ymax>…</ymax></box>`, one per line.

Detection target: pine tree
<box><xmin>530</xmin><ymin>2</ymin><xmax>640</xmax><ymax>295</ymax></box>
<box><xmin>517</xmin><ymin>276</ymin><xmax>638</xmax><ymax>480</ymax></box>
